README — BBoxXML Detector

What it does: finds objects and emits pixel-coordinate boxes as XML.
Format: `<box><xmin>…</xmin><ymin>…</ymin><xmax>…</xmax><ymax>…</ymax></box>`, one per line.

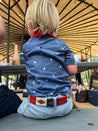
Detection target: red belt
<box><xmin>29</xmin><ymin>94</ymin><xmax>71</xmax><ymax>107</ymax></box>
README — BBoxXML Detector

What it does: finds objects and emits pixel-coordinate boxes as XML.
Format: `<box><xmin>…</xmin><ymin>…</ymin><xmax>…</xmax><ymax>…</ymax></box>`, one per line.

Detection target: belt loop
<box><xmin>54</xmin><ymin>97</ymin><xmax>57</xmax><ymax>107</ymax></box>
<box><xmin>67</xmin><ymin>94</ymin><xmax>71</xmax><ymax>101</ymax></box>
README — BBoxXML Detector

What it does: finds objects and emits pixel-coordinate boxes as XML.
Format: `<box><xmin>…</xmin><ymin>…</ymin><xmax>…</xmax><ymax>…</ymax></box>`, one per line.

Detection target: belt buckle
<box><xmin>47</xmin><ymin>98</ymin><xmax>55</xmax><ymax>107</ymax></box>
<box><xmin>47</xmin><ymin>97</ymin><xmax>58</xmax><ymax>107</ymax></box>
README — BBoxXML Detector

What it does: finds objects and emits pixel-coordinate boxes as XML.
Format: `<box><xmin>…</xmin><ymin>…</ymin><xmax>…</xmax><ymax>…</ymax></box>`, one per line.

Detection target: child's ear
<box><xmin>28</xmin><ymin>23</ymin><xmax>33</xmax><ymax>37</ymax></box>
<box><xmin>29</xmin><ymin>23</ymin><xmax>33</xmax><ymax>30</ymax></box>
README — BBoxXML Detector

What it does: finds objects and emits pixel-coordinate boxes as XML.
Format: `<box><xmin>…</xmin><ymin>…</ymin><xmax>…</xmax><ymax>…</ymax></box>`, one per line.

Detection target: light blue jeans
<box><xmin>17</xmin><ymin>95</ymin><xmax>73</xmax><ymax>119</ymax></box>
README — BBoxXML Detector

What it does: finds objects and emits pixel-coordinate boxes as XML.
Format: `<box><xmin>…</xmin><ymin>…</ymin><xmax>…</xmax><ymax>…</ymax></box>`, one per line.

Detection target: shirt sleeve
<box><xmin>62</xmin><ymin>41</ymin><xmax>76</xmax><ymax>66</ymax></box>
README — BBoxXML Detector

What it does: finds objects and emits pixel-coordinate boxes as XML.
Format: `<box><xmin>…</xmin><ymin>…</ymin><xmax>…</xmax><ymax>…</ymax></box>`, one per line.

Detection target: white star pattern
<box><xmin>52</xmin><ymin>75</ymin><xmax>55</xmax><ymax>77</ymax></box>
<box><xmin>61</xmin><ymin>47</ymin><xmax>64</xmax><ymax>50</ymax></box>
<box><xmin>66</xmin><ymin>56</ymin><xmax>69</xmax><ymax>58</ymax></box>
<box><xmin>34</xmin><ymin>61</ymin><xmax>36</xmax><ymax>64</ymax></box>
<box><xmin>28</xmin><ymin>69</ymin><xmax>30</xmax><ymax>72</ymax></box>
<box><xmin>43</xmin><ymin>67</ymin><xmax>46</xmax><ymax>70</ymax></box>
<box><xmin>33</xmin><ymin>90</ymin><xmax>36</xmax><ymax>93</ymax></box>
<box><xmin>33</xmin><ymin>81</ymin><xmax>35</xmax><ymax>84</ymax></box>
<box><xmin>56</xmin><ymin>52</ymin><xmax>59</xmax><ymax>55</ymax></box>
<box><xmin>59</xmin><ymin>65</ymin><xmax>62</xmax><ymax>68</ymax></box>
<box><xmin>50</xmin><ymin>58</ymin><xmax>53</xmax><ymax>61</ymax></box>
<box><xmin>51</xmin><ymin>92</ymin><xmax>53</xmax><ymax>95</ymax></box>
<box><xmin>57</xmin><ymin>40</ymin><xmax>59</xmax><ymax>43</ymax></box>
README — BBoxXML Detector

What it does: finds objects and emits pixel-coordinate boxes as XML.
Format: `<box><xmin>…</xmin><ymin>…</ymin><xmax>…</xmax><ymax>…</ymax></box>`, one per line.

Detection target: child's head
<box><xmin>25</xmin><ymin>0</ymin><xmax>59</xmax><ymax>37</ymax></box>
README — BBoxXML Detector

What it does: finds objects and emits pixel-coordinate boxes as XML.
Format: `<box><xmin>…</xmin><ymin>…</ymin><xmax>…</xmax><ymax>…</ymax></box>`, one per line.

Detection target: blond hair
<box><xmin>25</xmin><ymin>0</ymin><xmax>59</xmax><ymax>36</ymax></box>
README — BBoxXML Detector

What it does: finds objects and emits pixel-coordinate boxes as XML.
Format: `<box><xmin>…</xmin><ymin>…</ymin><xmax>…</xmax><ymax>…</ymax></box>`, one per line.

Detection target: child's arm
<box><xmin>0</xmin><ymin>16</ymin><xmax>6</xmax><ymax>43</ymax></box>
<box><xmin>67</xmin><ymin>65</ymin><xmax>77</xmax><ymax>76</ymax></box>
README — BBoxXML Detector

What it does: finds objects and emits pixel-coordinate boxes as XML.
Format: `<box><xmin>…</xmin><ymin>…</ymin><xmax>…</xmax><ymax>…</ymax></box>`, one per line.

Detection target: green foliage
<box><xmin>81</xmin><ymin>69</ymin><xmax>93</xmax><ymax>85</ymax></box>
<box><xmin>1</xmin><ymin>75</ymin><xmax>17</xmax><ymax>85</ymax></box>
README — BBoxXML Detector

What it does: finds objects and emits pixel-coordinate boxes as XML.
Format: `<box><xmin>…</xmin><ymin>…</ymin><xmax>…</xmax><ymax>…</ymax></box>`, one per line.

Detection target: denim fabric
<box><xmin>17</xmin><ymin>96</ymin><xmax>73</xmax><ymax>119</ymax></box>
<box><xmin>23</xmin><ymin>36</ymin><xmax>76</xmax><ymax>97</ymax></box>
<box><xmin>0</xmin><ymin>84</ymin><xmax>22</xmax><ymax>118</ymax></box>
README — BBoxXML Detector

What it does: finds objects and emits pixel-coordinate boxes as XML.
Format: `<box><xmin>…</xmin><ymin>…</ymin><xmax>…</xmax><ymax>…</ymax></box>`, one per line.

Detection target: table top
<box><xmin>0</xmin><ymin>62</ymin><xmax>98</xmax><ymax>75</ymax></box>
<box><xmin>77</xmin><ymin>61</ymin><xmax>98</xmax><ymax>72</ymax></box>
<box><xmin>0</xmin><ymin>64</ymin><xmax>27</xmax><ymax>75</ymax></box>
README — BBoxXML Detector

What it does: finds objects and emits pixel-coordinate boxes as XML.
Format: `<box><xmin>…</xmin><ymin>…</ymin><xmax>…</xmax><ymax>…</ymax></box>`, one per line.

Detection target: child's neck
<box><xmin>31</xmin><ymin>29</ymin><xmax>56</xmax><ymax>39</ymax></box>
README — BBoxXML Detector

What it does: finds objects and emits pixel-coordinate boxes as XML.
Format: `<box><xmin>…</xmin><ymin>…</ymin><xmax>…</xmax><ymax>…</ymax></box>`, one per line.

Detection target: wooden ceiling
<box><xmin>0</xmin><ymin>0</ymin><xmax>98</xmax><ymax>63</ymax></box>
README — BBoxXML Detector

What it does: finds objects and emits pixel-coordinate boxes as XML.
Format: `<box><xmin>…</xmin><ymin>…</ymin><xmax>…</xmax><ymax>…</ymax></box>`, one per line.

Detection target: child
<box><xmin>17</xmin><ymin>0</ymin><xmax>77</xmax><ymax>119</ymax></box>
